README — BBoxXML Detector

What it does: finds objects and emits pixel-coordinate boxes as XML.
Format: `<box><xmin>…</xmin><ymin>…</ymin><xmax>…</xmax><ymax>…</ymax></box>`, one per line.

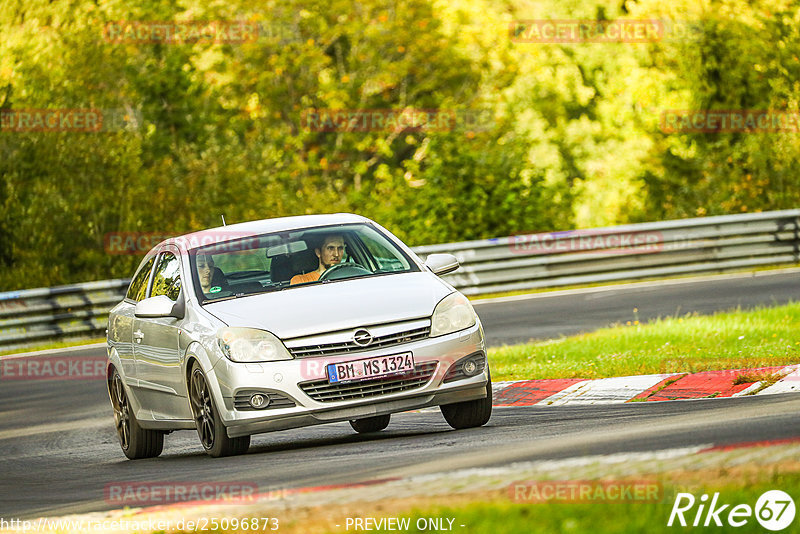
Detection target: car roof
<box><xmin>160</xmin><ymin>213</ymin><xmax>371</xmax><ymax>252</ymax></box>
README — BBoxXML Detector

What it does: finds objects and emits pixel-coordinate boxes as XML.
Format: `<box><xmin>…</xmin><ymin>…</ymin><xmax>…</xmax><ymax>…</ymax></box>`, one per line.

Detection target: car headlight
<box><xmin>217</xmin><ymin>328</ymin><xmax>293</xmax><ymax>363</ymax></box>
<box><xmin>430</xmin><ymin>292</ymin><xmax>477</xmax><ymax>337</ymax></box>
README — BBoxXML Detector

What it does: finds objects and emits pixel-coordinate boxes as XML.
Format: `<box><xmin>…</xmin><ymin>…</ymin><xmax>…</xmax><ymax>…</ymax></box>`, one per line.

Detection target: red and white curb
<box><xmin>492</xmin><ymin>364</ymin><xmax>799</xmax><ymax>406</ymax></box>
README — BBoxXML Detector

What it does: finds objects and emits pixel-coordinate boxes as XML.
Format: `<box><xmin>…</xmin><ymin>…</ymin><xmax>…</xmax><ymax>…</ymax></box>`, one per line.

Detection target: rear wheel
<box><xmin>440</xmin><ymin>376</ymin><xmax>493</xmax><ymax>430</ymax></box>
<box><xmin>189</xmin><ymin>362</ymin><xmax>250</xmax><ymax>457</ymax></box>
<box><xmin>349</xmin><ymin>414</ymin><xmax>391</xmax><ymax>433</ymax></box>
<box><xmin>110</xmin><ymin>369</ymin><xmax>164</xmax><ymax>459</ymax></box>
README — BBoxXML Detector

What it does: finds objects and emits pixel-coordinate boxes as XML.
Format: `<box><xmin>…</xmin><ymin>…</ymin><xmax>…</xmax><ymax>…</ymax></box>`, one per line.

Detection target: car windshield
<box><xmin>189</xmin><ymin>223</ymin><xmax>418</xmax><ymax>303</ymax></box>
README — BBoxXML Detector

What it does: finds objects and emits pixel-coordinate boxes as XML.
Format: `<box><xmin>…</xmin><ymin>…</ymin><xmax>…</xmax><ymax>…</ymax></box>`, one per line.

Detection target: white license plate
<box><xmin>327</xmin><ymin>352</ymin><xmax>415</xmax><ymax>383</ymax></box>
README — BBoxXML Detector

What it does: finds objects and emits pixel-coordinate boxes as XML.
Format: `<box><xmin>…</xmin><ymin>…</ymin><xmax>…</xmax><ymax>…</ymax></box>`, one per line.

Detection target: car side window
<box><xmin>126</xmin><ymin>256</ymin><xmax>155</xmax><ymax>302</ymax></box>
<box><xmin>150</xmin><ymin>252</ymin><xmax>182</xmax><ymax>301</ymax></box>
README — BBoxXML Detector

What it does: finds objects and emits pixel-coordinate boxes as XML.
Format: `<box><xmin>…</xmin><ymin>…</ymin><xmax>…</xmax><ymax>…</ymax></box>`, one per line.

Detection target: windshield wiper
<box><xmin>319</xmin><ymin>272</ymin><xmax>386</xmax><ymax>284</ymax></box>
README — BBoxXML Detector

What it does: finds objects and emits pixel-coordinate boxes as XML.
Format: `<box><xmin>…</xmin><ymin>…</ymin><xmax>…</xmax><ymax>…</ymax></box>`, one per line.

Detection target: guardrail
<box><xmin>416</xmin><ymin>209</ymin><xmax>800</xmax><ymax>296</ymax></box>
<box><xmin>1</xmin><ymin>210</ymin><xmax>799</xmax><ymax>351</ymax></box>
<box><xmin>0</xmin><ymin>280</ymin><xmax>130</xmax><ymax>351</ymax></box>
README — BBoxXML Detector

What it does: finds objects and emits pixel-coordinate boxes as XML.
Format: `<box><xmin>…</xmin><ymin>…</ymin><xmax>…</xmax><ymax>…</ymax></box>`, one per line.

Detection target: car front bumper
<box><xmin>208</xmin><ymin>321</ymin><xmax>488</xmax><ymax>438</ymax></box>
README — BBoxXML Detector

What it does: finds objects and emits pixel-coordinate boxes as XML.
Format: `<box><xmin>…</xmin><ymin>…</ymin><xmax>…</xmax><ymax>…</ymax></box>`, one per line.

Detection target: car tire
<box><xmin>110</xmin><ymin>368</ymin><xmax>164</xmax><ymax>460</ymax></box>
<box><xmin>440</xmin><ymin>375</ymin><xmax>493</xmax><ymax>430</ymax></box>
<box><xmin>189</xmin><ymin>362</ymin><xmax>250</xmax><ymax>458</ymax></box>
<box><xmin>349</xmin><ymin>414</ymin><xmax>391</xmax><ymax>433</ymax></box>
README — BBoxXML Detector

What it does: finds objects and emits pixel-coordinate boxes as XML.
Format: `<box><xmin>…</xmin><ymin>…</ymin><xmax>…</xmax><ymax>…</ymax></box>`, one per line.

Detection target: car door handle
<box><xmin>133</xmin><ymin>330</ymin><xmax>144</xmax><ymax>343</ymax></box>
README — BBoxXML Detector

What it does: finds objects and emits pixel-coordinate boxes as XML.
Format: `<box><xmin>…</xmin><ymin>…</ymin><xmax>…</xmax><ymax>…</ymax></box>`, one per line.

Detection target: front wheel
<box><xmin>440</xmin><ymin>376</ymin><xmax>493</xmax><ymax>430</ymax></box>
<box><xmin>189</xmin><ymin>362</ymin><xmax>250</xmax><ymax>458</ymax></box>
<box><xmin>110</xmin><ymin>369</ymin><xmax>164</xmax><ymax>459</ymax></box>
<box><xmin>349</xmin><ymin>414</ymin><xmax>391</xmax><ymax>433</ymax></box>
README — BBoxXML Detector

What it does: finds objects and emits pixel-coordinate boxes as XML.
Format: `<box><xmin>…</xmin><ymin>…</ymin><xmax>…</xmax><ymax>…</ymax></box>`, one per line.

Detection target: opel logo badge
<box><xmin>353</xmin><ymin>329</ymin><xmax>373</xmax><ymax>347</ymax></box>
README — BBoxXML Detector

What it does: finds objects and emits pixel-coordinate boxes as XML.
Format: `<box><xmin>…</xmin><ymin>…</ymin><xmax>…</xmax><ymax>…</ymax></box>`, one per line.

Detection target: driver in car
<box><xmin>290</xmin><ymin>234</ymin><xmax>345</xmax><ymax>285</ymax></box>
<box><xmin>197</xmin><ymin>253</ymin><xmax>217</xmax><ymax>293</ymax></box>
<box><xmin>196</xmin><ymin>252</ymin><xmax>231</xmax><ymax>296</ymax></box>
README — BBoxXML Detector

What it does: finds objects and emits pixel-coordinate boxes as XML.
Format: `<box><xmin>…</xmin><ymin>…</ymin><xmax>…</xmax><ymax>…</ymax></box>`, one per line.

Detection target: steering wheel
<box><xmin>318</xmin><ymin>262</ymin><xmax>372</xmax><ymax>281</ymax></box>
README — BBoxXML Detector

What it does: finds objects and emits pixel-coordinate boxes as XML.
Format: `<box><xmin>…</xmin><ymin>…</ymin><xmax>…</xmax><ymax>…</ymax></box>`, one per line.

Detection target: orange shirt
<box><xmin>290</xmin><ymin>270</ymin><xmax>321</xmax><ymax>285</ymax></box>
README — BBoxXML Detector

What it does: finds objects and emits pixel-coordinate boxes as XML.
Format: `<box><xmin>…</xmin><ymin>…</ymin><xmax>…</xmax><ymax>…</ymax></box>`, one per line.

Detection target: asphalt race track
<box><xmin>1</xmin><ymin>271</ymin><xmax>799</xmax><ymax>519</ymax></box>
<box><xmin>2</xmin><ymin>375</ymin><xmax>799</xmax><ymax>519</ymax></box>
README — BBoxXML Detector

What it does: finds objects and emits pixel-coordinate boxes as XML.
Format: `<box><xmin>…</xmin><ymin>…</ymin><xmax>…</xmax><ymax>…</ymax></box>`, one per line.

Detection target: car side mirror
<box><xmin>424</xmin><ymin>253</ymin><xmax>460</xmax><ymax>276</ymax></box>
<box><xmin>171</xmin><ymin>288</ymin><xmax>186</xmax><ymax>319</ymax></box>
<box><xmin>135</xmin><ymin>295</ymin><xmax>184</xmax><ymax>319</ymax></box>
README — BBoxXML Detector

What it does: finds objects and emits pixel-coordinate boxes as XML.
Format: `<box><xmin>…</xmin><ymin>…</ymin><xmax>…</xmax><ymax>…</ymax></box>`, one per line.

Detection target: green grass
<box><xmin>0</xmin><ymin>337</ymin><xmax>105</xmax><ymax>357</ymax></box>
<box><xmin>384</xmin><ymin>473</ymin><xmax>800</xmax><ymax>534</ymax></box>
<box><xmin>488</xmin><ymin>302</ymin><xmax>800</xmax><ymax>381</ymax></box>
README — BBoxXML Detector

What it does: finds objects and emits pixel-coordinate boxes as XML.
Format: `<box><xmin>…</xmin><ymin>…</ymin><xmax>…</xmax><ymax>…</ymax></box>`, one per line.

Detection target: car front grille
<box><xmin>287</xmin><ymin>325</ymin><xmax>430</xmax><ymax>358</ymax></box>
<box><xmin>233</xmin><ymin>390</ymin><xmax>297</xmax><ymax>411</ymax></box>
<box><xmin>298</xmin><ymin>361</ymin><xmax>438</xmax><ymax>403</ymax></box>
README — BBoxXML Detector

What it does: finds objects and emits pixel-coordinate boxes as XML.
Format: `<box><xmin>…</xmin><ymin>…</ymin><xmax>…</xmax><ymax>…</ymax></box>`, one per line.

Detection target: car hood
<box><xmin>202</xmin><ymin>272</ymin><xmax>452</xmax><ymax>339</ymax></box>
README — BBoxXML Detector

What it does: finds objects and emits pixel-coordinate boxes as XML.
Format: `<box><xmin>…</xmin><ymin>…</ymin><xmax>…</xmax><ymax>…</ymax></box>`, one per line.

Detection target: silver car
<box><xmin>106</xmin><ymin>213</ymin><xmax>491</xmax><ymax>458</ymax></box>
